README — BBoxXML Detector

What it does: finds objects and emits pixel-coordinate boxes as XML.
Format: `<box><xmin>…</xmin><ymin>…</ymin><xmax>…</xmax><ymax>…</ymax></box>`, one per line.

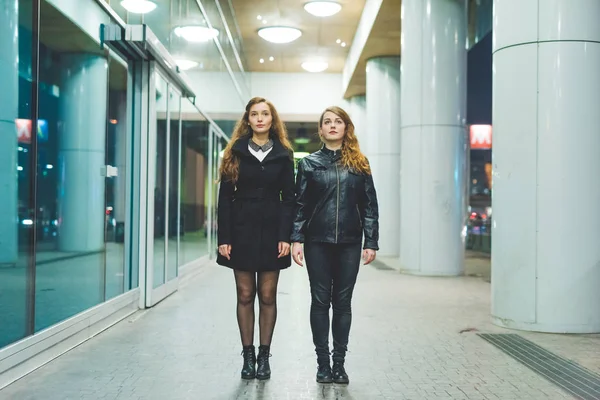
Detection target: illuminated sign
<box><xmin>15</xmin><ymin>119</ymin><xmax>49</xmax><ymax>144</ymax></box>
<box><xmin>470</xmin><ymin>124</ymin><xmax>492</xmax><ymax>150</ymax></box>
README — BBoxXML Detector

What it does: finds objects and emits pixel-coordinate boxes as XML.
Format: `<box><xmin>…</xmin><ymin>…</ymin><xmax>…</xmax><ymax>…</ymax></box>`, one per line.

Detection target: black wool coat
<box><xmin>216</xmin><ymin>136</ymin><xmax>295</xmax><ymax>271</ymax></box>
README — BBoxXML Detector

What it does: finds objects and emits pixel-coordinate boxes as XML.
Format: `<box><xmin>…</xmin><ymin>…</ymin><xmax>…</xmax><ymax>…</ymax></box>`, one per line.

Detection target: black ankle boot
<box><xmin>332</xmin><ymin>361</ymin><xmax>349</xmax><ymax>384</ymax></box>
<box><xmin>241</xmin><ymin>345</ymin><xmax>256</xmax><ymax>379</ymax></box>
<box><xmin>316</xmin><ymin>360</ymin><xmax>333</xmax><ymax>383</ymax></box>
<box><xmin>256</xmin><ymin>345</ymin><xmax>271</xmax><ymax>380</ymax></box>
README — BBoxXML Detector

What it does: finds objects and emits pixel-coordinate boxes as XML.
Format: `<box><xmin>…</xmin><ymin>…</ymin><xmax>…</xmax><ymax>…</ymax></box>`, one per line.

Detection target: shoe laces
<box><xmin>333</xmin><ymin>362</ymin><xmax>346</xmax><ymax>376</ymax></box>
<box><xmin>257</xmin><ymin>350</ymin><xmax>271</xmax><ymax>367</ymax></box>
<box><xmin>318</xmin><ymin>364</ymin><xmax>332</xmax><ymax>374</ymax></box>
<box><xmin>241</xmin><ymin>348</ymin><xmax>256</xmax><ymax>364</ymax></box>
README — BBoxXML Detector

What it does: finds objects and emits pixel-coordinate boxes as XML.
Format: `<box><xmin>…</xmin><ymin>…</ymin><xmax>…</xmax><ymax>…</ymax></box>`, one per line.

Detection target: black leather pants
<box><xmin>304</xmin><ymin>242</ymin><xmax>362</xmax><ymax>364</ymax></box>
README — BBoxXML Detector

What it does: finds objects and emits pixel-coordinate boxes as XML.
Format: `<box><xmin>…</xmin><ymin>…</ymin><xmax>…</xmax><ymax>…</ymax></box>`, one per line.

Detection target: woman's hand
<box><xmin>292</xmin><ymin>242</ymin><xmax>304</xmax><ymax>266</ymax></box>
<box><xmin>362</xmin><ymin>249</ymin><xmax>376</xmax><ymax>265</ymax></box>
<box><xmin>278</xmin><ymin>242</ymin><xmax>290</xmax><ymax>258</ymax></box>
<box><xmin>218</xmin><ymin>244</ymin><xmax>232</xmax><ymax>260</ymax></box>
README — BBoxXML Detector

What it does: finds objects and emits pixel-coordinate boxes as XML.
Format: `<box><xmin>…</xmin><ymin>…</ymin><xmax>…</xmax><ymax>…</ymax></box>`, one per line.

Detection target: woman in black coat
<box><xmin>217</xmin><ymin>97</ymin><xmax>295</xmax><ymax>381</ymax></box>
<box><xmin>291</xmin><ymin>106</ymin><xmax>379</xmax><ymax>385</ymax></box>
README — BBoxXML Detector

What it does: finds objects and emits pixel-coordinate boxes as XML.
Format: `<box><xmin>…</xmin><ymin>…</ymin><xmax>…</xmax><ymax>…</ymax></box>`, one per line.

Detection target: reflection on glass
<box><xmin>209</xmin><ymin>134</ymin><xmax>222</xmax><ymax>254</ymax></box>
<box><xmin>179</xmin><ymin>118</ymin><xmax>210</xmax><ymax>265</ymax></box>
<box><xmin>105</xmin><ymin>55</ymin><xmax>129</xmax><ymax>300</ymax></box>
<box><xmin>35</xmin><ymin>0</ymin><xmax>107</xmax><ymax>332</ymax></box>
<box><xmin>153</xmin><ymin>73</ymin><xmax>168</xmax><ymax>288</ymax></box>
<box><xmin>167</xmin><ymin>88</ymin><xmax>181</xmax><ymax>281</ymax></box>
<box><xmin>0</xmin><ymin>0</ymin><xmax>33</xmax><ymax>349</ymax></box>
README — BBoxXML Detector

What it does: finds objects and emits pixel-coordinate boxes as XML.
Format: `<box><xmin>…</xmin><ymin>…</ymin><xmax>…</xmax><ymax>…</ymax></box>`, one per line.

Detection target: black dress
<box><xmin>216</xmin><ymin>136</ymin><xmax>295</xmax><ymax>271</ymax></box>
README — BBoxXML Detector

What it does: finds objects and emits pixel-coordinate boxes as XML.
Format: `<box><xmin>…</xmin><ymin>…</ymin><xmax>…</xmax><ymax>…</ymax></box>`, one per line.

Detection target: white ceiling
<box><xmin>230</xmin><ymin>0</ymin><xmax>367</xmax><ymax>73</ymax></box>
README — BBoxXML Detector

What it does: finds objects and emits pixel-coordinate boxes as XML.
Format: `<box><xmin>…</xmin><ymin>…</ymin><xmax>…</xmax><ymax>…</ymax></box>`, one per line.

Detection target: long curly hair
<box><xmin>318</xmin><ymin>106</ymin><xmax>371</xmax><ymax>175</ymax></box>
<box><xmin>220</xmin><ymin>97</ymin><xmax>293</xmax><ymax>183</ymax></box>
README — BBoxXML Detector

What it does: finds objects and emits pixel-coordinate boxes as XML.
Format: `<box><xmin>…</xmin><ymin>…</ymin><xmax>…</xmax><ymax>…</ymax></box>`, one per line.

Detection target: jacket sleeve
<box><xmin>290</xmin><ymin>159</ymin><xmax>309</xmax><ymax>243</ymax></box>
<box><xmin>362</xmin><ymin>167</ymin><xmax>380</xmax><ymax>250</ymax></box>
<box><xmin>217</xmin><ymin>177</ymin><xmax>235</xmax><ymax>245</ymax></box>
<box><xmin>278</xmin><ymin>154</ymin><xmax>296</xmax><ymax>242</ymax></box>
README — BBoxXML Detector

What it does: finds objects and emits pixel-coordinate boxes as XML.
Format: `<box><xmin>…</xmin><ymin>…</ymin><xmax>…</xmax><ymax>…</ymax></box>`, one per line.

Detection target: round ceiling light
<box><xmin>174</xmin><ymin>26</ymin><xmax>219</xmax><ymax>43</ymax></box>
<box><xmin>304</xmin><ymin>1</ymin><xmax>342</xmax><ymax>17</ymax></box>
<box><xmin>258</xmin><ymin>27</ymin><xmax>302</xmax><ymax>44</ymax></box>
<box><xmin>120</xmin><ymin>0</ymin><xmax>157</xmax><ymax>14</ymax></box>
<box><xmin>301</xmin><ymin>61</ymin><xmax>329</xmax><ymax>73</ymax></box>
<box><xmin>175</xmin><ymin>59</ymin><xmax>199</xmax><ymax>71</ymax></box>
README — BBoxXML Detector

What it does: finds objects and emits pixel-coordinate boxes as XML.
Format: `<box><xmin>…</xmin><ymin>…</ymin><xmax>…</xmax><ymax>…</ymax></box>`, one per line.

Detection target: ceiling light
<box><xmin>258</xmin><ymin>26</ymin><xmax>302</xmax><ymax>44</ymax></box>
<box><xmin>262</xmin><ymin>20</ymin><xmax>267</xmax><ymax>24</ymax></box>
<box><xmin>257</xmin><ymin>15</ymin><xmax>262</xmax><ymax>20</ymax></box>
<box><xmin>301</xmin><ymin>61</ymin><xmax>328</xmax><ymax>72</ymax></box>
<box><xmin>174</xmin><ymin>26</ymin><xmax>219</xmax><ymax>43</ymax></box>
<box><xmin>175</xmin><ymin>59</ymin><xmax>199</xmax><ymax>71</ymax></box>
<box><xmin>121</xmin><ymin>0</ymin><xmax>156</xmax><ymax>14</ymax></box>
<box><xmin>304</xmin><ymin>1</ymin><xmax>342</xmax><ymax>17</ymax></box>
<box><xmin>269</xmin><ymin>56</ymin><xmax>274</xmax><ymax>61</ymax></box>
<box><xmin>259</xmin><ymin>58</ymin><xmax>265</xmax><ymax>63</ymax></box>
<box><xmin>336</xmin><ymin>39</ymin><xmax>341</xmax><ymax>44</ymax></box>
<box><xmin>341</xmin><ymin>42</ymin><xmax>346</xmax><ymax>47</ymax></box>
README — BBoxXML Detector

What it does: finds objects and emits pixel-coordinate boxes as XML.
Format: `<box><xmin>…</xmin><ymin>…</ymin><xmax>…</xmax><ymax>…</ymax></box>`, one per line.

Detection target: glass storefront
<box><xmin>0</xmin><ymin>0</ymin><xmax>34</xmax><ymax>350</ymax></box>
<box><xmin>179</xmin><ymin>119</ymin><xmax>210</xmax><ymax>265</ymax></box>
<box><xmin>0</xmin><ymin>0</ymin><xmax>231</xmax><ymax>353</ymax></box>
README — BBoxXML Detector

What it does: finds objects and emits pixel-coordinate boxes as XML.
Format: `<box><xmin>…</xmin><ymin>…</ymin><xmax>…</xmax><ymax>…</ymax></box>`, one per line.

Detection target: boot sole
<box><xmin>316</xmin><ymin>378</ymin><xmax>333</xmax><ymax>384</ymax></box>
<box><xmin>241</xmin><ymin>374</ymin><xmax>256</xmax><ymax>380</ymax></box>
<box><xmin>256</xmin><ymin>374</ymin><xmax>271</xmax><ymax>380</ymax></box>
<box><xmin>333</xmin><ymin>379</ymin><xmax>349</xmax><ymax>384</ymax></box>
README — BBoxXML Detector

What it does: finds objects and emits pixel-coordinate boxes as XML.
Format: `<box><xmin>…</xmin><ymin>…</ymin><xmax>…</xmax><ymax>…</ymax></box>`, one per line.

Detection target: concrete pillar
<box><xmin>491</xmin><ymin>0</ymin><xmax>600</xmax><ymax>333</ymax></box>
<box><xmin>57</xmin><ymin>54</ymin><xmax>107</xmax><ymax>252</ymax></box>
<box><xmin>366</xmin><ymin>57</ymin><xmax>401</xmax><ymax>257</ymax></box>
<box><xmin>0</xmin><ymin>0</ymin><xmax>19</xmax><ymax>264</ymax></box>
<box><xmin>348</xmin><ymin>95</ymin><xmax>366</xmax><ymax>140</ymax></box>
<box><xmin>399</xmin><ymin>0</ymin><xmax>468</xmax><ymax>275</ymax></box>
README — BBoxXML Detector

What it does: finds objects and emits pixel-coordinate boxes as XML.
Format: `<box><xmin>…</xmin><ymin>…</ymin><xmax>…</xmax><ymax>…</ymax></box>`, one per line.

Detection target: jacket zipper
<box><xmin>335</xmin><ymin>163</ymin><xmax>340</xmax><ymax>243</ymax></box>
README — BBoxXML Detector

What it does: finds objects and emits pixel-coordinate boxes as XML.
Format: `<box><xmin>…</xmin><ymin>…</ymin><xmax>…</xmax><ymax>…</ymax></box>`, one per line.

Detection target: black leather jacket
<box><xmin>291</xmin><ymin>147</ymin><xmax>379</xmax><ymax>250</ymax></box>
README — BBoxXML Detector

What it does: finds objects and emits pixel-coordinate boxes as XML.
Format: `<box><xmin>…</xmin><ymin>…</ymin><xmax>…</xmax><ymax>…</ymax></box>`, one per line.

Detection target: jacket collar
<box><xmin>232</xmin><ymin>135</ymin><xmax>290</xmax><ymax>162</ymax></box>
<box><xmin>319</xmin><ymin>144</ymin><xmax>342</xmax><ymax>160</ymax></box>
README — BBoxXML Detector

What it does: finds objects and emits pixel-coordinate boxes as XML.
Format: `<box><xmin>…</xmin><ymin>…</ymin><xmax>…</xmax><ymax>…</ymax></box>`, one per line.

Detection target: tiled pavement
<box><xmin>1</xmin><ymin>257</ymin><xmax>596</xmax><ymax>400</ymax></box>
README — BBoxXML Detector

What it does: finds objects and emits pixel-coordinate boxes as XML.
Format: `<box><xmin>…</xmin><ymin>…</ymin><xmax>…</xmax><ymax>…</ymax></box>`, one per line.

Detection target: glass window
<box><xmin>105</xmin><ymin>55</ymin><xmax>129</xmax><ymax>300</ymax></box>
<box><xmin>34</xmin><ymin>0</ymin><xmax>112</xmax><ymax>332</ymax></box>
<box><xmin>167</xmin><ymin>88</ymin><xmax>181</xmax><ymax>281</ymax></box>
<box><xmin>0</xmin><ymin>0</ymin><xmax>35</xmax><ymax>349</ymax></box>
<box><xmin>179</xmin><ymin>115</ymin><xmax>210</xmax><ymax>265</ymax></box>
<box><xmin>153</xmin><ymin>73</ymin><xmax>169</xmax><ymax>289</ymax></box>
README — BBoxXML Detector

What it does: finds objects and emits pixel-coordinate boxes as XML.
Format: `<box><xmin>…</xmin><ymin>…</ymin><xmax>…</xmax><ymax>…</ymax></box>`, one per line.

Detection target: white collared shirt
<box><xmin>248</xmin><ymin>144</ymin><xmax>272</xmax><ymax>162</ymax></box>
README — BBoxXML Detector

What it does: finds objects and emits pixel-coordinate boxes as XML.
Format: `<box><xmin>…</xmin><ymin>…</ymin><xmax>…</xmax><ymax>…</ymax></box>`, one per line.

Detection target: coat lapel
<box><xmin>261</xmin><ymin>137</ymin><xmax>291</xmax><ymax>163</ymax></box>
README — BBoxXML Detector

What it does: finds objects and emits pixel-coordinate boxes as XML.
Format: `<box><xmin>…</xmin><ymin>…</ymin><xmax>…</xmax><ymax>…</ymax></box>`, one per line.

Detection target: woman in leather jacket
<box><xmin>291</xmin><ymin>106</ymin><xmax>379</xmax><ymax>384</ymax></box>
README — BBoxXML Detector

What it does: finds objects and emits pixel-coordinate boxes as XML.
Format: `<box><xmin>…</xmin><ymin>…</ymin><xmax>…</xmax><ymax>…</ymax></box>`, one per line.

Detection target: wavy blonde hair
<box><xmin>220</xmin><ymin>97</ymin><xmax>293</xmax><ymax>183</ymax></box>
<box><xmin>319</xmin><ymin>106</ymin><xmax>371</xmax><ymax>175</ymax></box>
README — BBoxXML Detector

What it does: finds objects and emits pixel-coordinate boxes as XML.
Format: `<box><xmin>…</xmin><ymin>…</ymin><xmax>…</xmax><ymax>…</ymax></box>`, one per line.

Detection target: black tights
<box><xmin>233</xmin><ymin>270</ymin><xmax>280</xmax><ymax>347</ymax></box>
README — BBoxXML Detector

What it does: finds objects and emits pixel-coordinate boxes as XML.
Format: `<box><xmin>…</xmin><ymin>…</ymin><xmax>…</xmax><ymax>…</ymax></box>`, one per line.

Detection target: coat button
<box><xmin>261</xmin><ymin>166</ymin><xmax>265</xmax><ymax>170</ymax></box>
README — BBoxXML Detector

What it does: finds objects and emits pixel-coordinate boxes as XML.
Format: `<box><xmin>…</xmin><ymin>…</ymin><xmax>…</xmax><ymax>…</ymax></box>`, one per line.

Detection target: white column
<box><xmin>0</xmin><ymin>1</ymin><xmax>19</xmax><ymax>264</ymax></box>
<box><xmin>492</xmin><ymin>0</ymin><xmax>600</xmax><ymax>333</ymax></box>
<box><xmin>57</xmin><ymin>54</ymin><xmax>107</xmax><ymax>252</ymax></box>
<box><xmin>366</xmin><ymin>57</ymin><xmax>401</xmax><ymax>257</ymax></box>
<box><xmin>399</xmin><ymin>0</ymin><xmax>467</xmax><ymax>275</ymax></box>
<box><xmin>348</xmin><ymin>95</ymin><xmax>366</xmax><ymax>140</ymax></box>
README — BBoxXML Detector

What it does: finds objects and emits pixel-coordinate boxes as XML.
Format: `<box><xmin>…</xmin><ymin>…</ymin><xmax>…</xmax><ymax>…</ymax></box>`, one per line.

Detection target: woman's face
<box><xmin>320</xmin><ymin>111</ymin><xmax>346</xmax><ymax>142</ymax></box>
<box><xmin>248</xmin><ymin>102</ymin><xmax>273</xmax><ymax>135</ymax></box>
